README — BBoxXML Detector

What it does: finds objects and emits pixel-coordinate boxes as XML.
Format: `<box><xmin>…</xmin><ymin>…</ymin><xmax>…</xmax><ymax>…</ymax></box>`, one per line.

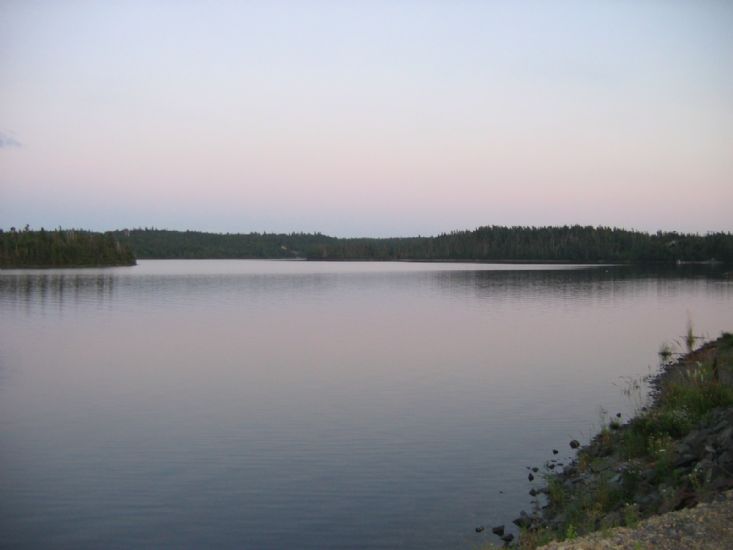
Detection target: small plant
<box><xmin>620</xmin><ymin>425</ymin><xmax>650</xmax><ymax>459</ymax></box>
<box><xmin>682</xmin><ymin>317</ymin><xmax>705</xmax><ymax>353</ymax></box>
<box><xmin>578</xmin><ymin>452</ymin><xmax>592</xmax><ymax>473</ymax></box>
<box><xmin>565</xmin><ymin>524</ymin><xmax>577</xmax><ymax>540</ymax></box>
<box><xmin>658</xmin><ymin>342</ymin><xmax>673</xmax><ymax>364</ymax></box>
<box><xmin>689</xmin><ymin>462</ymin><xmax>705</xmax><ymax>492</ymax></box>
<box><xmin>622</xmin><ymin>503</ymin><xmax>640</xmax><ymax>527</ymax></box>
<box><xmin>652</xmin><ymin>408</ymin><xmax>693</xmax><ymax>438</ymax></box>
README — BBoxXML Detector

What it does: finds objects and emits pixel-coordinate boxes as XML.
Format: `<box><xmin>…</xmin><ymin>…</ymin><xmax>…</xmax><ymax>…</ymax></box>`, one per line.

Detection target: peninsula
<box><xmin>0</xmin><ymin>227</ymin><xmax>136</xmax><ymax>268</ymax></box>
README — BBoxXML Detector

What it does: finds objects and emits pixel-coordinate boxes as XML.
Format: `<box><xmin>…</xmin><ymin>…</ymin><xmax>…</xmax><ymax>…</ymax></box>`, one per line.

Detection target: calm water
<box><xmin>1</xmin><ymin>260</ymin><xmax>731</xmax><ymax>549</ymax></box>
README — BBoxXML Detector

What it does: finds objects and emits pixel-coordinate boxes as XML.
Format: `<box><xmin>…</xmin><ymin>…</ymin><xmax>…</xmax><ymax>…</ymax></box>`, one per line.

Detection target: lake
<box><xmin>1</xmin><ymin>260</ymin><xmax>731</xmax><ymax>549</ymax></box>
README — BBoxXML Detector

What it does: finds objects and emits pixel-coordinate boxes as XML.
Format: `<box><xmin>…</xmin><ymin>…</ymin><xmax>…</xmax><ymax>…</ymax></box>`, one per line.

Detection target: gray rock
<box><xmin>600</xmin><ymin>510</ymin><xmax>622</xmax><ymax>529</ymax></box>
<box><xmin>635</xmin><ymin>491</ymin><xmax>662</xmax><ymax>511</ymax></box>
<box><xmin>673</xmin><ymin>453</ymin><xmax>697</xmax><ymax>469</ymax></box>
<box><xmin>711</xmin><ymin>420</ymin><xmax>729</xmax><ymax>433</ymax></box>
<box><xmin>717</xmin><ymin>426</ymin><xmax>733</xmax><ymax>447</ymax></box>
<box><xmin>682</xmin><ymin>430</ymin><xmax>708</xmax><ymax>448</ymax></box>
<box><xmin>717</xmin><ymin>450</ymin><xmax>733</xmax><ymax>467</ymax></box>
<box><xmin>570</xmin><ymin>439</ymin><xmax>580</xmax><ymax>449</ymax></box>
<box><xmin>513</xmin><ymin>510</ymin><xmax>532</xmax><ymax>529</ymax></box>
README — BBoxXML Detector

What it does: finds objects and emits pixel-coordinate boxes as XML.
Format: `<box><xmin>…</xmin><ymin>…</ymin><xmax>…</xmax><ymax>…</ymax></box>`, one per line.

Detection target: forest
<box><xmin>0</xmin><ymin>227</ymin><xmax>136</xmax><ymax>268</ymax></box>
<box><xmin>109</xmin><ymin>226</ymin><xmax>733</xmax><ymax>263</ymax></box>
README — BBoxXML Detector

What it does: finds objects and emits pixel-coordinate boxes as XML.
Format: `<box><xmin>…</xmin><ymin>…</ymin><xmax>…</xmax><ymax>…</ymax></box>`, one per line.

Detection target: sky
<box><xmin>1</xmin><ymin>1</ymin><xmax>732</xmax><ymax>237</ymax></box>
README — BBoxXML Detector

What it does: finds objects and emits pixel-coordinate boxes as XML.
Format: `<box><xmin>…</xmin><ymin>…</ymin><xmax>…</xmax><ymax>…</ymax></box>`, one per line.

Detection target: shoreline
<box><xmin>499</xmin><ymin>332</ymin><xmax>733</xmax><ymax>548</ymax></box>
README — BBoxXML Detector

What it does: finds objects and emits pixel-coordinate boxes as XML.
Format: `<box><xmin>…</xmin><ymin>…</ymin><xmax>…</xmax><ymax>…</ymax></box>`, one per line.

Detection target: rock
<box><xmin>600</xmin><ymin>510</ymin><xmax>622</xmax><ymax>529</ymax></box>
<box><xmin>673</xmin><ymin>452</ymin><xmax>697</xmax><ymax>469</ymax></box>
<box><xmin>475</xmin><ymin>526</ymin><xmax>484</xmax><ymax>533</ymax></box>
<box><xmin>491</xmin><ymin>525</ymin><xmax>505</xmax><ymax>536</ymax></box>
<box><xmin>717</xmin><ymin>426</ymin><xmax>733</xmax><ymax>447</ymax></box>
<box><xmin>529</xmin><ymin>488</ymin><xmax>538</xmax><ymax>497</ymax></box>
<box><xmin>682</xmin><ymin>429</ymin><xmax>708</xmax><ymax>449</ymax></box>
<box><xmin>635</xmin><ymin>491</ymin><xmax>662</xmax><ymax>512</ymax></box>
<box><xmin>643</xmin><ymin>468</ymin><xmax>659</xmax><ymax>484</ymax></box>
<box><xmin>717</xmin><ymin>450</ymin><xmax>733</xmax><ymax>468</ymax></box>
<box><xmin>549</xmin><ymin>513</ymin><xmax>566</xmax><ymax>530</ymax></box>
<box><xmin>676</xmin><ymin>442</ymin><xmax>692</xmax><ymax>455</ymax></box>
<box><xmin>570</xmin><ymin>439</ymin><xmax>580</xmax><ymax>449</ymax></box>
<box><xmin>501</xmin><ymin>533</ymin><xmax>514</xmax><ymax>543</ymax></box>
<box><xmin>711</xmin><ymin>420</ymin><xmax>729</xmax><ymax>433</ymax></box>
<box><xmin>513</xmin><ymin>510</ymin><xmax>532</xmax><ymax>529</ymax></box>
<box><xmin>528</xmin><ymin>472</ymin><xmax>534</xmax><ymax>481</ymax></box>
<box><xmin>710</xmin><ymin>477</ymin><xmax>733</xmax><ymax>492</ymax></box>
<box><xmin>532</xmin><ymin>467</ymin><xmax>539</xmax><ymax>473</ymax></box>
<box><xmin>668</xmin><ymin>488</ymin><xmax>698</xmax><ymax>512</ymax></box>
<box><xmin>552</xmin><ymin>449</ymin><xmax>559</xmax><ymax>455</ymax></box>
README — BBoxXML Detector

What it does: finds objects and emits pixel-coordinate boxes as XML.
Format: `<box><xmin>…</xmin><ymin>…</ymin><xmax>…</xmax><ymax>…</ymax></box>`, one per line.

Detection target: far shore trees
<box><xmin>0</xmin><ymin>227</ymin><xmax>136</xmax><ymax>268</ymax></box>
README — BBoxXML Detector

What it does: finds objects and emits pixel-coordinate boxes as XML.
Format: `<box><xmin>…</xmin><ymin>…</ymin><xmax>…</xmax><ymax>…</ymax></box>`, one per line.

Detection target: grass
<box><xmin>619</xmin><ymin>348</ymin><xmax>733</xmax><ymax>461</ymax></box>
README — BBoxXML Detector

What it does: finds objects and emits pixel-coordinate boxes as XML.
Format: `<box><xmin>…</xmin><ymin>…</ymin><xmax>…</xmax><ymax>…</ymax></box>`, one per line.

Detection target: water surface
<box><xmin>1</xmin><ymin>260</ymin><xmax>731</xmax><ymax>549</ymax></box>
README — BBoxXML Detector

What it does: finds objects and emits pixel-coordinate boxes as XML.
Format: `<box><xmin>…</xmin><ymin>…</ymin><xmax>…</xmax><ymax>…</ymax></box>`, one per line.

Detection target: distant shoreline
<box><xmin>4</xmin><ymin>225</ymin><xmax>732</xmax><ymax>267</ymax></box>
<box><xmin>111</xmin><ymin>226</ymin><xmax>733</xmax><ymax>264</ymax></box>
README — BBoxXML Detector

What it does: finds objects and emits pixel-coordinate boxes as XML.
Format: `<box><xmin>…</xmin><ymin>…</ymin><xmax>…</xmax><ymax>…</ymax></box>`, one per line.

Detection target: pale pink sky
<box><xmin>1</xmin><ymin>1</ymin><xmax>732</xmax><ymax>236</ymax></box>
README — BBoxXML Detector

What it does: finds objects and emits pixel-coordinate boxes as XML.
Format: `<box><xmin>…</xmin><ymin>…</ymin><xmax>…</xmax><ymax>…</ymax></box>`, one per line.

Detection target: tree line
<box><xmin>0</xmin><ymin>227</ymin><xmax>136</xmax><ymax>268</ymax></box>
<box><xmin>109</xmin><ymin>226</ymin><xmax>733</xmax><ymax>263</ymax></box>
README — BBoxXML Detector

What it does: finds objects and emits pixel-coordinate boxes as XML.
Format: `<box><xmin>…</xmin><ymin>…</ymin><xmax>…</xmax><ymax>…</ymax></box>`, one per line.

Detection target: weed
<box><xmin>545</xmin><ymin>476</ymin><xmax>566</xmax><ymax>507</ymax></box>
<box><xmin>622</xmin><ymin>503</ymin><xmax>640</xmax><ymax>527</ymax></box>
<box><xmin>685</xmin><ymin>318</ymin><xmax>696</xmax><ymax>353</ymax></box>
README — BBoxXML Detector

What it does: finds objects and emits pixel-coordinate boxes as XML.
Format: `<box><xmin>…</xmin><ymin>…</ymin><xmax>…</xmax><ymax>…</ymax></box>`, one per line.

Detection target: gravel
<box><xmin>539</xmin><ymin>490</ymin><xmax>733</xmax><ymax>549</ymax></box>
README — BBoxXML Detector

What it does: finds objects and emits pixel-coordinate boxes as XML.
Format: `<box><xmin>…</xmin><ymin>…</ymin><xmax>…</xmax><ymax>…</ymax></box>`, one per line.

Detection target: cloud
<box><xmin>0</xmin><ymin>131</ymin><xmax>22</xmax><ymax>148</ymax></box>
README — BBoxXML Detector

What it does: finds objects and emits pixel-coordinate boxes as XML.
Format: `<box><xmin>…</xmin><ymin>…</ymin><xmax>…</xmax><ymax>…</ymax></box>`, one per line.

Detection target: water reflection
<box><xmin>1</xmin><ymin>262</ymin><xmax>730</xmax><ymax>314</ymax></box>
<box><xmin>0</xmin><ymin>261</ymin><xmax>731</xmax><ymax>550</ymax></box>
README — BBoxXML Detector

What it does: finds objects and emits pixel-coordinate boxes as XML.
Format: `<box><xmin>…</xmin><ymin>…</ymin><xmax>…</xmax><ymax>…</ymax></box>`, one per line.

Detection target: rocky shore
<box><xmin>494</xmin><ymin>332</ymin><xmax>733</xmax><ymax>548</ymax></box>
